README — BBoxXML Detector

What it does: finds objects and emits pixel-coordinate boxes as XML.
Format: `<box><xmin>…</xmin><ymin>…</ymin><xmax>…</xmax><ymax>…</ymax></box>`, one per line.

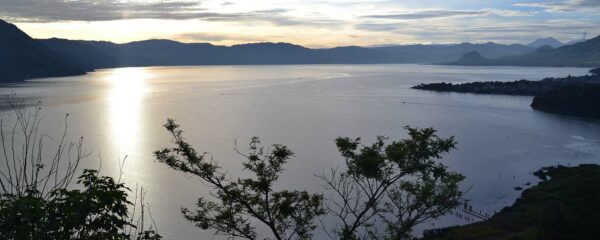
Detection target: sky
<box><xmin>1</xmin><ymin>0</ymin><xmax>599</xmax><ymax>47</ymax></box>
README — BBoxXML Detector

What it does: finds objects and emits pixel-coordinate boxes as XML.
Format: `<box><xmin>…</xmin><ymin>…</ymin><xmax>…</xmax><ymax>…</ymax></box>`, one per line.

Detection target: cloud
<box><xmin>363</xmin><ymin>10</ymin><xmax>490</xmax><ymax>20</ymax></box>
<box><xmin>354</xmin><ymin>16</ymin><xmax>599</xmax><ymax>45</ymax></box>
<box><xmin>357</xmin><ymin>20</ymin><xmax>595</xmax><ymax>34</ymax></box>
<box><xmin>254</xmin><ymin>8</ymin><xmax>289</xmax><ymax>14</ymax></box>
<box><xmin>175</xmin><ymin>32</ymin><xmax>268</xmax><ymax>43</ymax></box>
<box><xmin>2</xmin><ymin>0</ymin><xmax>599</xmax><ymax>46</ymax></box>
<box><xmin>462</xmin><ymin>26</ymin><xmax>586</xmax><ymax>34</ymax></box>
<box><xmin>0</xmin><ymin>0</ymin><xmax>300</xmax><ymax>24</ymax></box>
<box><xmin>515</xmin><ymin>0</ymin><xmax>600</xmax><ymax>12</ymax></box>
<box><xmin>203</xmin><ymin>15</ymin><xmax>342</xmax><ymax>27</ymax></box>
<box><xmin>354</xmin><ymin>23</ymin><xmax>401</xmax><ymax>32</ymax></box>
<box><xmin>362</xmin><ymin>8</ymin><xmax>529</xmax><ymax>20</ymax></box>
<box><xmin>0</xmin><ymin>0</ymin><xmax>342</xmax><ymax>30</ymax></box>
<box><xmin>0</xmin><ymin>0</ymin><xmax>210</xmax><ymax>22</ymax></box>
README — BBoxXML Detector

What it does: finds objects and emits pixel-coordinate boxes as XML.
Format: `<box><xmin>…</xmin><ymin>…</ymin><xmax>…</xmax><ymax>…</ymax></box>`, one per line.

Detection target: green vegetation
<box><xmin>412</xmin><ymin>72</ymin><xmax>600</xmax><ymax>119</ymax></box>
<box><xmin>0</xmin><ymin>98</ymin><xmax>467</xmax><ymax>240</ymax></box>
<box><xmin>0</xmin><ymin>169</ymin><xmax>161</xmax><ymax>240</ymax></box>
<box><xmin>422</xmin><ymin>164</ymin><xmax>600</xmax><ymax>240</ymax></box>
<box><xmin>531</xmin><ymin>84</ymin><xmax>600</xmax><ymax>119</ymax></box>
<box><xmin>413</xmin><ymin>80</ymin><xmax>550</xmax><ymax>96</ymax></box>
<box><xmin>155</xmin><ymin>119</ymin><xmax>326</xmax><ymax>240</ymax></box>
<box><xmin>156</xmin><ymin>122</ymin><xmax>465</xmax><ymax>240</ymax></box>
<box><xmin>319</xmin><ymin>128</ymin><xmax>465</xmax><ymax>239</ymax></box>
<box><xmin>9</xmin><ymin>98</ymin><xmax>600</xmax><ymax>240</ymax></box>
<box><xmin>0</xmin><ymin>99</ymin><xmax>160</xmax><ymax>239</ymax></box>
<box><xmin>412</xmin><ymin>74</ymin><xmax>600</xmax><ymax>96</ymax></box>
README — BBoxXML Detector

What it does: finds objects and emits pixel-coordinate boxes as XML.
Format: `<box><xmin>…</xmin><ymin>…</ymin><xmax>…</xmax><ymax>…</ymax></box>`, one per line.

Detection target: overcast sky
<box><xmin>2</xmin><ymin>0</ymin><xmax>599</xmax><ymax>47</ymax></box>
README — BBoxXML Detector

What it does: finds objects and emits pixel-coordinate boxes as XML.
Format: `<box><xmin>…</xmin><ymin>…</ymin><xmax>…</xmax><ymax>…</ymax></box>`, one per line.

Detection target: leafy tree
<box><xmin>319</xmin><ymin>127</ymin><xmax>465</xmax><ymax>239</ymax></box>
<box><xmin>0</xmin><ymin>169</ymin><xmax>161</xmax><ymax>240</ymax></box>
<box><xmin>378</xmin><ymin>168</ymin><xmax>464</xmax><ymax>239</ymax></box>
<box><xmin>155</xmin><ymin>119</ymin><xmax>325</xmax><ymax>240</ymax></box>
<box><xmin>0</xmin><ymin>97</ymin><xmax>161</xmax><ymax>239</ymax></box>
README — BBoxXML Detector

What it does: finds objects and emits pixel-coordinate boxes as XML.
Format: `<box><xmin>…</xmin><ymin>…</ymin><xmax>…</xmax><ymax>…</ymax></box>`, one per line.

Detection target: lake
<box><xmin>1</xmin><ymin>64</ymin><xmax>598</xmax><ymax>239</ymax></box>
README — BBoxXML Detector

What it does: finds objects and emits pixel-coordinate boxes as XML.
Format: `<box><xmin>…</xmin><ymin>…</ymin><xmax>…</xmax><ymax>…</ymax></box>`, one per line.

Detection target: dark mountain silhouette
<box><xmin>42</xmin><ymin>39</ymin><xmax>403</xmax><ymax>66</ymax></box>
<box><xmin>0</xmin><ymin>20</ymin><xmax>84</xmax><ymax>82</ymax></box>
<box><xmin>442</xmin><ymin>51</ymin><xmax>496</xmax><ymax>66</ymax></box>
<box><xmin>371</xmin><ymin>42</ymin><xmax>533</xmax><ymax>63</ymax></box>
<box><xmin>39</xmin><ymin>38</ymin><xmax>536</xmax><ymax>68</ymax></box>
<box><xmin>565</xmin><ymin>38</ymin><xmax>586</xmax><ymax>46</ymax></box>
<box><xmin>527</xmin><ymin>37</ymin><xmax>563</xmax><ymax>48</ymax></box>
<box><xmin>2</xmin><ymin>17</ymin><xmax>598</xmax><ymax>82</ymax></box>
<box><xmin>38</xmin><ymin>38</ymin><xmax>118</xmax><ymax>69</ymax></box>
<box><xmin>447</xmin><ymin>35</ymin><xmax>600</xmax><ymax>67</ymax></box>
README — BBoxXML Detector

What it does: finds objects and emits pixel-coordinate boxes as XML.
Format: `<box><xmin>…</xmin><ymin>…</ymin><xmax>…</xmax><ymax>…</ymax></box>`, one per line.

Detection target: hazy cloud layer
<box><xmin>0</xmin><ymin>0</ymin><xmax>293</xmax><ymax>23</ymax></box>
<box><xmin>2</xmin><ymin>0</ymin><xmax>599</xmax><ymax>46</ymax></box>
<box><xmin>355</xmin><ymin>18</ymin><xmax>598</xmax><ymax>44</ymax></box>
<box><xmin>0</xmin><ymin>0</ymin><xmax>344</xmax><ymax>30</ymax></box>
<box><xmin>0</xmin><ymin>0</ymin><xmax>208</xmax><ymax>22</ymax></box>
<box><xmin>364</xmin><ymin>10</ymin><xmax>492</xmax><ymax>20</ymax></box>
<box><xmin>515</xmin><ymin>0</ymin><xmax>600</xmax><ymax>12</ymax></box>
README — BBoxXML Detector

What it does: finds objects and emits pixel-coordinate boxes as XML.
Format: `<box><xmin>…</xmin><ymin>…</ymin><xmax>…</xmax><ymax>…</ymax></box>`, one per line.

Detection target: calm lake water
<box><xmin>1</xmin><ymin>64</ymin><xmax>598</xmax><ymax>239</ymax></box>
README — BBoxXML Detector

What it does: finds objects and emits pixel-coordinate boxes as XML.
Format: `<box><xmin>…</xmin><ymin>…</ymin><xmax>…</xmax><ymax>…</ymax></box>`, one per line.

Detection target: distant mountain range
<box><xmin>526</xmin><ymin>37</ymin><xmax>587</xmax><ymax>49</ymax></box>
<box><xmin>37</xmin><ymin>39</ymin><xmax>533</xmax><ymax>67</ymax></box>
<box><xmin>0</xmin><ymin>18</ymin><xmax>599</xmax><ymax>82</ymax></box>
<box><xmin>371</xmin><ymin>42</ymin><xmax>533</xmax><ymax>63</ymax></box>
<box><xmin>46</xmin><ymin>40</ymin><xmax>401</xmax><ymax>66</ymax></box>
<box><xmin>527</xmin><ymin>37</ymin><xmax>564</xmax><ymax>48</ymax></box>
<box><xmin>447</xmin><ymin>35</ymin><xmax>600</xmax><ymax>67</ymax></box>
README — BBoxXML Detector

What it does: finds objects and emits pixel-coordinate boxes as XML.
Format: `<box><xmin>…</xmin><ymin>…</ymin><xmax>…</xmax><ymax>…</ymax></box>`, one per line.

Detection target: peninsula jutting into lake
<box><xmin>412</xmin><ymin>68</ymin><xmax>600</xmax><ymax>119</ymax></box>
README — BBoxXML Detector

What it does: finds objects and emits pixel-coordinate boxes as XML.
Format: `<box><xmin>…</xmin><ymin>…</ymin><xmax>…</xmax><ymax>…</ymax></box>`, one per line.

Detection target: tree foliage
<box><xmin>0</xmin><ymin>169</ymin><xmax>161</xmax><ymax>240</ymax></box>
<box><xmin>0</xmin><ymin>97</ymin><xmax>160</xmax><ymax>239</ymax></box>
<box><xmin>320</xmin><ymin>127</ymin><xmax>465</xmax><ymax>239</ymax></box>
<box><xmin>155</xmin><ymin>119</ymin><xmax>325</xmax><ymax>240</ymax></box>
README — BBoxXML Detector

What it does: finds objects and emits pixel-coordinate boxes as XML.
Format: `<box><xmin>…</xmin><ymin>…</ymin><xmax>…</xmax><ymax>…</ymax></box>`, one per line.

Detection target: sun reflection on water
<box><xmin>105</xmin><ymin>68</ymin><xmax>149</xmax><ymax>155</ymax></box>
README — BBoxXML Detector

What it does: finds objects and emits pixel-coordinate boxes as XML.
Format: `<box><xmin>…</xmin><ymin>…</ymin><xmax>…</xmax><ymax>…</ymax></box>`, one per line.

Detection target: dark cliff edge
<box><xmin>422</xmin><ymin>164</ymin><xmax>600</xmax><ymax>240</ymax></box>
<box><xmin>412</xmin><ymin>70</ymin><xmax>600</xmax><ymax>120</ymax></box>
